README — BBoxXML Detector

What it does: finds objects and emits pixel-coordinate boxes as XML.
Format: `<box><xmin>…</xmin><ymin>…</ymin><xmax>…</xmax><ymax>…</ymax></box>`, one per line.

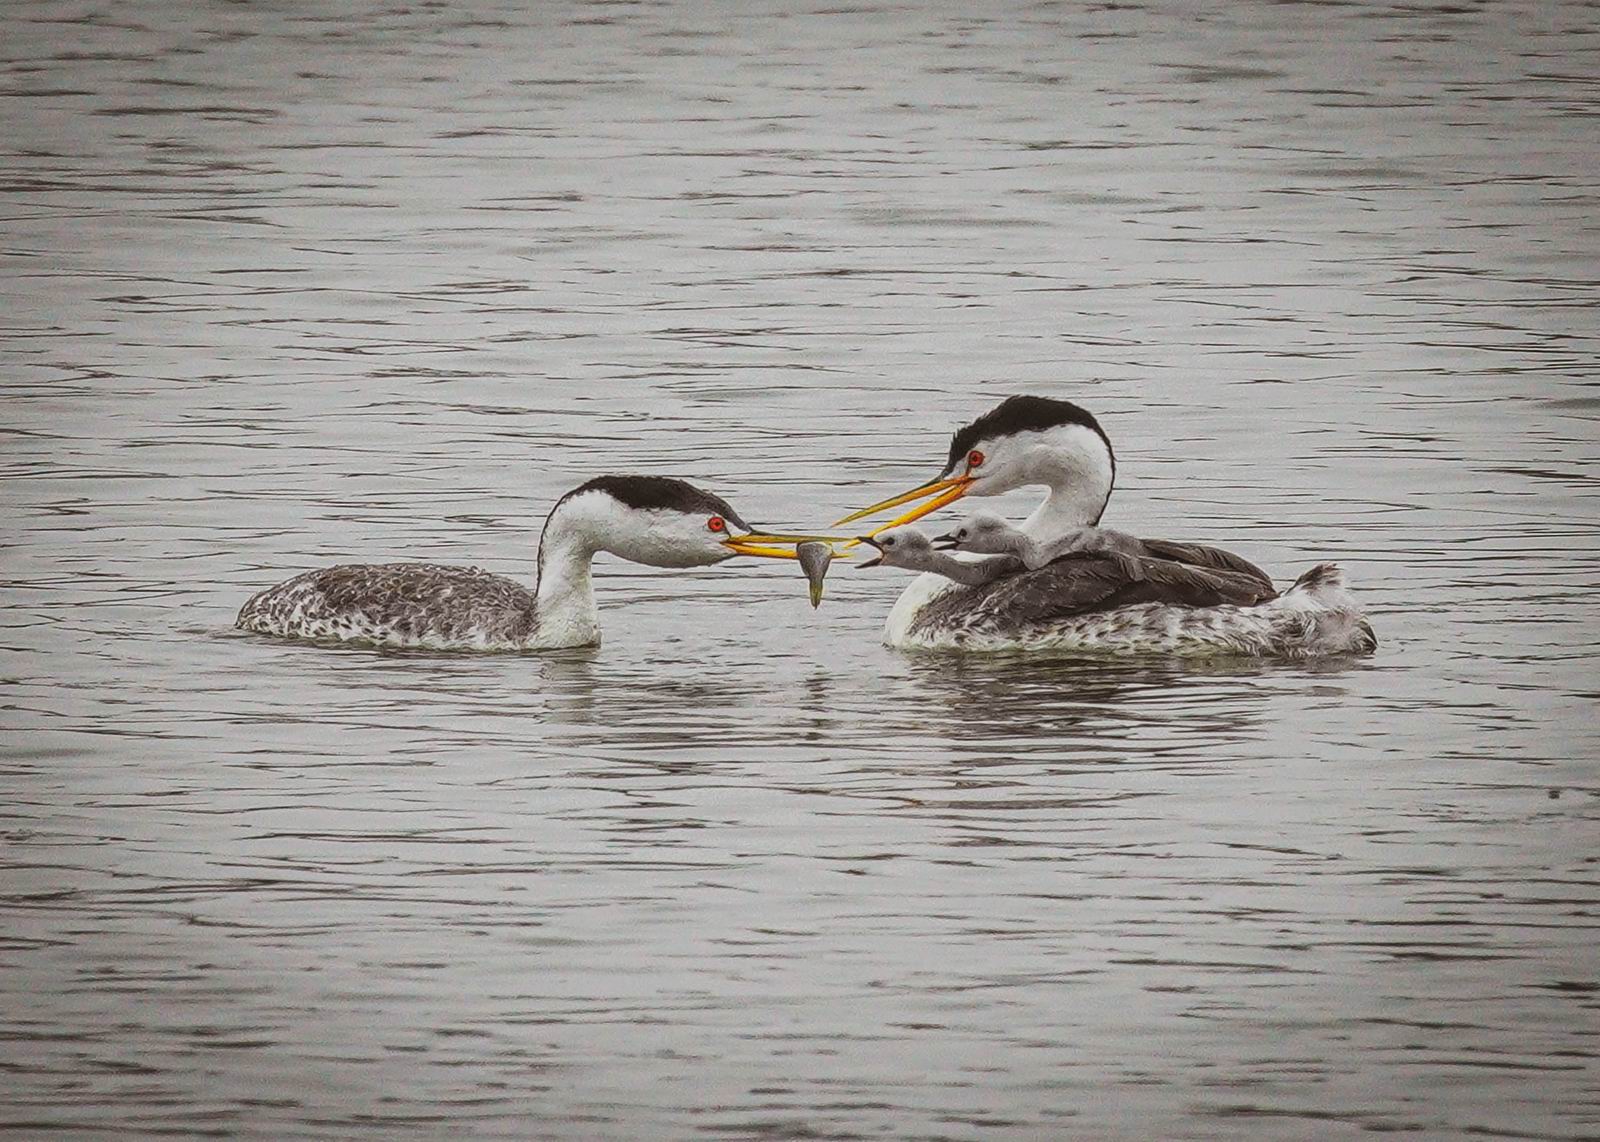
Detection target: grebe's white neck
<box><xmin>1022</xmin><ymin>487</ymin><xmax>1105</xmax><ymax>540</ymax></box>
<box><xmin>531</xmin><ymin>494</ymin><xmax>612</xmax><ymax>648</ymax></box>
<box><xmin>529</xmin><ymin>483</ymin><xmax>746</xmax><ymax>648</ymax></box>
<box><xmin>985</xmin><ymin>424</ymin><xmax>1113</xmax><ymax>540</ymax></box>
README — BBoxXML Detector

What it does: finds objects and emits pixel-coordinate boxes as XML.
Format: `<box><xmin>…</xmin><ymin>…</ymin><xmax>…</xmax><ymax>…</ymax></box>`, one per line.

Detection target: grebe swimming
<box><xmin>855</xmin><ymin>526</ymin><xmax>1365</xmax><ymax>657</ymax></box>
<box><xmin>838</xmin><ymin>397</ymin><xmax>1375</xmax><ymax>657</ymax></box>
<box><xmin>238</xmin><ymin>475</ymin><xmax>834</xmax><ymax>651</ymax></box>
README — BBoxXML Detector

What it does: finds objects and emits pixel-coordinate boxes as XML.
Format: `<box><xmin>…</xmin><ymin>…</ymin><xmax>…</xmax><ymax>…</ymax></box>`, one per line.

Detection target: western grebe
<box><xmin>237</xmin><ymin>475</ymin><xmax>838</xmax><ymax>651</ymax></box>
<box><xmin>855</xmin><ymin>526</ymin><xmax>1362</xmax><ymax>656</ymax></box>
<box><xmin>838</xmin><ymin>396</ymin><xmax>1375</xmax><ymax>657</ymax></box>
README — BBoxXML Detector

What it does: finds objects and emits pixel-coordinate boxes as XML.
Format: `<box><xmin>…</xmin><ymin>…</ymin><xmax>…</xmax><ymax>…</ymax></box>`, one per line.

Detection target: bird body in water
<box><xmin>856</xmin><ymin>526</ymin><xmax>1366</xmax><ymax>657</ymax></box>
<box><xmin>237</xmin><ymin>475</ymin><xmax>830</xmax><ymax>651</ymax></box>
<box><xmin>839</xmin><ymin>396</ymin><xmax>1376</xmax><ymax>658</ymax></box>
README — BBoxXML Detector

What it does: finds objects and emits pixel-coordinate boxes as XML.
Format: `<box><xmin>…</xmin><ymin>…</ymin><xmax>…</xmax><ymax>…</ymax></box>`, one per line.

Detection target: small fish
<box><xmin>796</xmin><ymin>541</ymin><xmax>833</xmax><ymax>609</ymax></box>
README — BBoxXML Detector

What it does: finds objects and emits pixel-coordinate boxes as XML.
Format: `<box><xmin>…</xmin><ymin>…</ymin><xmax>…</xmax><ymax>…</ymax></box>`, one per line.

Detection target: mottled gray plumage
<box><xmin>868</xmin><ymin>525</ymin><xmax>1372</xmax><ymax>657</ymax></box>
<box><xmin>236</xmin><ymin>563</ymin><xmax>538</xmax><ymax>649</ymax></box>
<box><xmin>940</xmin><ymin>512</ymin><xmax>1276</xmax><ymax>588</ymax></box>
<box><xmin>1137</xmin><ymin>537</ymin><xmax>1274</xmax><ymax>589</ymax></box>
<box><xmin>893</xmin><ymin>556</ymin><xmax>1372</xmax><ymax>657</ymax></box>
<box><xmin>908</xmin><ymin>550</ymin><xmax>1275</xmax><ymax>639</ymax></box>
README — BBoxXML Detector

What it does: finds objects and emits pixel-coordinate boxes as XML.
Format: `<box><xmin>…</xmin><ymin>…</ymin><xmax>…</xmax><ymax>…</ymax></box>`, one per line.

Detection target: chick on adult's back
<box><xmin>858</xmin><ymin>525</ymin><xmax>1371</xmax><ymax>658</ymax></box>
<box><xmin>838</xmin><ymin>396</ymin><xmax>1376</xmax><ymax>658</ymax></box>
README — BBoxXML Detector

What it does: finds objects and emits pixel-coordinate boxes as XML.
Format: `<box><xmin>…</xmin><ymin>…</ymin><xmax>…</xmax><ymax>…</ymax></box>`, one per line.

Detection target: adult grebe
<box><xmin>237</xmin><ymin>475</ymin><xmax>835</xmax><ymax>651</ymax></box>
<box><xmin>837</xmin><ymin>397</ymin><xmax>1375</xmax><ymax>657</ymax></box>
<box><xmin>854</xmin><ymin>526</ymin><xmax>1363</xmax><ymax>657</ymax></box>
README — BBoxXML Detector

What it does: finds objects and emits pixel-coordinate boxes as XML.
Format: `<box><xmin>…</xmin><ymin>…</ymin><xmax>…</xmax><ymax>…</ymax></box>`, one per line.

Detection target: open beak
<box><xmin>833</xmin><ymin>473</ymin><xmax>976</xmax><ymax>546</ymax></box>
<box><xmin>853</xmin><ymin>535</ymin><xmax>884</xmax><ymax>569</ymax></box>
<box><xmin>720</xmin><ymin>530</ymin><xmax>851</xmax><ymax>560</ymax></box>
<box><xmin>931</xmin><ymin>531</ymin><xmax>959</xmax><ymax>551</ymax></box>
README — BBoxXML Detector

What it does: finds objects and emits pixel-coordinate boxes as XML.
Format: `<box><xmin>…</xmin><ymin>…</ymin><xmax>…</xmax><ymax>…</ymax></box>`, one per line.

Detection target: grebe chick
<box><xmin>935</xmin><ymin>511</ymin><xmax>1143</xmax><ymax>569</ymax></box>
<box><xmin>855</xmin><ymin>527</ymin><xmax>1024</xmax><ymax>585</ymax></box>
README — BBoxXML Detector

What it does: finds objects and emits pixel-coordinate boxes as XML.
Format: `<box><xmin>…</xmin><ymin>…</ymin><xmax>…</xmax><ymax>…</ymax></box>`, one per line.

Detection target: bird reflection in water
<box><xmin>898</xmin><ymin>654</ymin><xmax>1279</xmax><ymax>761</ymax></box>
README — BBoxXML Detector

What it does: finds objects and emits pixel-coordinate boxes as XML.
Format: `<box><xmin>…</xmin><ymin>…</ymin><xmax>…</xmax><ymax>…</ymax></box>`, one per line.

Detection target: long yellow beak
<box><xmin>833</xmin><ymin>474</ymin><xmax>975</xmax><ymax>545</ymax></box>
<box><xmin>721</xmin><ymin>531</ymin><xmax>852</xmax><ymax>560</ymax></box>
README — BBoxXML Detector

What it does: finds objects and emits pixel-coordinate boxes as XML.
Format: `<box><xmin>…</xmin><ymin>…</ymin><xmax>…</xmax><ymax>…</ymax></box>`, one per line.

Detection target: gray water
<box><xmin>3</xmin><ymin>1</ymin><xmax>1598</xmax><ymax>1137</ymax></box>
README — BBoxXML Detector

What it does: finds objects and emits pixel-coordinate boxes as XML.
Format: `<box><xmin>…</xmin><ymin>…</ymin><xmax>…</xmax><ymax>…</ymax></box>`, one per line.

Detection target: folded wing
<box><xmin>909</xmin><ymin>550</ymin><xmax>1275</xmax><ymax>637</ymax></box>
<box><xmin>1137</xmin><ymin>538</ymin><xmax>1275</xmax><ymax>592</ymax></box>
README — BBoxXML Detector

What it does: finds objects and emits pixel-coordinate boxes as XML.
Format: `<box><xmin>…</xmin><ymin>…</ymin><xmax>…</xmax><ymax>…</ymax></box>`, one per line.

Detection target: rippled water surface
<box><xmin>4</xmin><ymin>1</ymin><xmax>1599</xmax><ymax>1137</ymax></box>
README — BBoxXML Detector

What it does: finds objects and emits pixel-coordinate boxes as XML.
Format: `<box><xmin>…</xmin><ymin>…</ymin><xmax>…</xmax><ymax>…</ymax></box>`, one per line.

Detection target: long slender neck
<box><xmin>1007</xmin><ymin>532</ymin><xmax>1054</xmax><ymax>571</ymax></box>
<box><xmin>1006</xmin><ymin>526</ymin><xmax>1100</xmax><ymax>569</ymax></box>
<box><xmin>1021</xmin><ymin>480</ymin><xmax>1109</xmax><ymax>537</ymax></box>
<box><xmin>532</xmin><ymin>508</ymin><xmax>603</xmax><ymax>648</ymax></box>
<box><xmin>922</xmin><ymin>551</ymin><xmax>1022</xmax><ymax>586</ymax></box>
<box><xmin>1008</xmin><ymin>426</ymin><xmax>1115</xmax><ymax>539</ymax></box>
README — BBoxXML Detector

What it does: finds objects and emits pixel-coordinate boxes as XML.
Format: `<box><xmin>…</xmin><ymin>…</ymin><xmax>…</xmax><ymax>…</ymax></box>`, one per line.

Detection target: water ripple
<box><xmin>3</xmin><ymin>0</ymin><xmax>1599</xmax><ymax>1138</ymax></box>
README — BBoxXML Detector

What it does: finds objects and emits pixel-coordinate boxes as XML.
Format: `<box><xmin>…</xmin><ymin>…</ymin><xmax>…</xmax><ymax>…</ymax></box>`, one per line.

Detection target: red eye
<box><xmin>967</xmin><ymin>449</ymin><xmax>985</xmax><ymax>469</ymax></box>
<box><xmin>707</xmin><ymin>516</ymin><xmax>726</xmax><ymax>532</ymax></box>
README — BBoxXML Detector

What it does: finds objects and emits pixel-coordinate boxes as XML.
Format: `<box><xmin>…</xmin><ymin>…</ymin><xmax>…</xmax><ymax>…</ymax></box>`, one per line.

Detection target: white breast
<box><xmin>883</xmin><ymin>573</ymin><xmax>961</xmax><ymax>647</ymax></box>
<box><xmin>882</xmin><ymin>562</ymin><xmax>1377</xmax><ymax>658</ymax></box>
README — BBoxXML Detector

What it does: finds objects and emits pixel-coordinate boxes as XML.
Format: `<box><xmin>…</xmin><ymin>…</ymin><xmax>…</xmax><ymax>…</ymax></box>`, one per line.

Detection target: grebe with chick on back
<box><xmin>237</xmin><ymin>475</ymin><xmax>838</xmax><ymax>651</ymax></box>
<box><xmin>855</xmin><ymin>525</ymin><xmax>1358</xmax><ymax>657</ymax></box>
<box><xmin>839</xmin><ymin>396</ymin><xmax>1376</xmax><ymax>657</ymax></box>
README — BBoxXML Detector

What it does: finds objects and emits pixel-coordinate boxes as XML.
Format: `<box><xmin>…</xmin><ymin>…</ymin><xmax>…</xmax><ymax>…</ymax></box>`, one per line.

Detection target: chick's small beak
<box><xmin>854</xmin><ymin>534</ymin><xmax>884</xmax><ymax>569</ymax></box>
<box><xmin>932</xmin><ymin>531</ymin><xmax>959</xmax><ymax>551</ymax></box>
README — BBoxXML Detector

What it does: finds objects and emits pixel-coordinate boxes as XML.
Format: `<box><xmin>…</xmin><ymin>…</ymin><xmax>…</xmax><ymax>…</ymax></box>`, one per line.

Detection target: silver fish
<box><xmin>796</xmin><ymin>541</ymin><xmax>833</xmax><ymax>609</ymax></box>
